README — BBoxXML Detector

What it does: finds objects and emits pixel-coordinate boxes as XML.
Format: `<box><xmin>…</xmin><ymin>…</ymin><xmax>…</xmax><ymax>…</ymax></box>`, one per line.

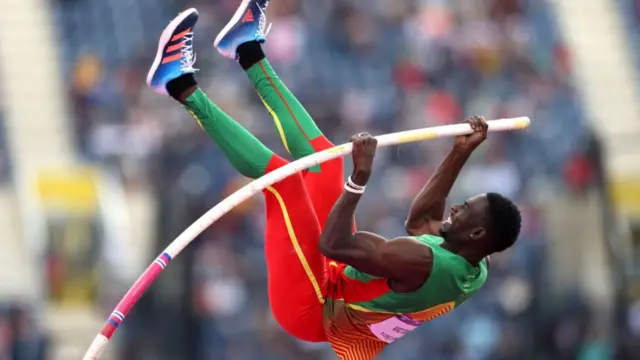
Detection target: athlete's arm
<box><xmin>319</xmin><ymin>193</ymin><xmax>434</xmax><ymax>289</ymax></box>
<box><xmin>405</xmin><ymin>116</ymin><xmax>488</xmax><ymax>236</ymax></box>
<box><xmin>318</xmin><ymin>133</ymin><xmax>433</xmax><ymax>290</ymax></box>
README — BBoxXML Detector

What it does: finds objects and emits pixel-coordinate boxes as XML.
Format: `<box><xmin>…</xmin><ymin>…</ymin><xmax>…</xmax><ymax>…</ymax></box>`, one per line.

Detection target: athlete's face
<box><xmin>440</xmin><ymin>194</ymin><xmax>489</xmax><ymax>243</ymax></box>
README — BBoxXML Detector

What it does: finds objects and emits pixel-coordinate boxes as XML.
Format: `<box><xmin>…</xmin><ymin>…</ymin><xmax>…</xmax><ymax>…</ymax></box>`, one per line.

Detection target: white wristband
<box><xmin>344</xmin><ymin>182</ymin><xmax>365</xmax><ymax>194</ymax></box>
<box><xmin>347</xmin><ymin>176</ymin><xmax>366</xmax><ymax>190</ymax></box>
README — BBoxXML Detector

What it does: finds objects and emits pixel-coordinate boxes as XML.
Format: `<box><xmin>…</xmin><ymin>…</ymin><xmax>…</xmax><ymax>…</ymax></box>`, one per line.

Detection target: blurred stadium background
<box><xmin>0</xmin><ymin>0</ymin><xmax>640</xmax><ymax>359</ymax></box>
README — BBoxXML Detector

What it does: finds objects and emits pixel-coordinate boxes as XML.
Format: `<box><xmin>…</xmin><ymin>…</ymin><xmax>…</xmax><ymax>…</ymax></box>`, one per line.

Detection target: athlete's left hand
<box><xmin>454</xmin><ymin>115</ymin><xmax>488</xmax><ymax>152</ymax></box>
<box><xmin>350</xmin><ymin>132</ymin><xmax>377</xmax><ymax>186</ymax></box>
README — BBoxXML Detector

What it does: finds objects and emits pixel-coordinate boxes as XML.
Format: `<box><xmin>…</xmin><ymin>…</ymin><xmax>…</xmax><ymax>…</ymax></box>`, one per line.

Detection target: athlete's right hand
<box><xmin>453</xmin><ymin>115</ymin><xmax>488</xmax><ymax>153</ymax></box>
<box><xmin>350</xmin><ymin>132</ymin><xmax>377</xmax><ymax>186</ymax></box>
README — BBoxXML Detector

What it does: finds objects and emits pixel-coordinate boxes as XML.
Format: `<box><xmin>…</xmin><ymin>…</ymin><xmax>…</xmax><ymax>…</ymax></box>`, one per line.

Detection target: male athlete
<box><xmin>147</xmin><ymin>2</ymin><xmax>522</xmax><ymax>359</ymax></box>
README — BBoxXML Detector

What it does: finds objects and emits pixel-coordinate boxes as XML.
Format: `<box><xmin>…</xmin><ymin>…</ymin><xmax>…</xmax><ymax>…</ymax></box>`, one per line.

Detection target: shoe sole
<box><xmin>146</xmin><ymin>7</ymin><xmax>199</xmax><ymax>94</ymax></box>
<box><xmin>213</xmin><ymin>0</ymin><xmax>253</xmax><ymax>58</ymax></box>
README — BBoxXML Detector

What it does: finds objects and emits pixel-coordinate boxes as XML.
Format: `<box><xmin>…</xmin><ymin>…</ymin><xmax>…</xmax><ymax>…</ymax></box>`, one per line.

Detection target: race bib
<box><xmin>368</xmin><ymin>315</ymin><xmax>424</xmax><ymax>343</ymax></box>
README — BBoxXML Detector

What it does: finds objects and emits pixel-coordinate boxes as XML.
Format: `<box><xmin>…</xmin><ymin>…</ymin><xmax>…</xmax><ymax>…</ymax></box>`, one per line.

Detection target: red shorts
<box><xmin>262</xmin><ymin>136</ymin><xmax>352</xmax><ymax>342</ymax></box>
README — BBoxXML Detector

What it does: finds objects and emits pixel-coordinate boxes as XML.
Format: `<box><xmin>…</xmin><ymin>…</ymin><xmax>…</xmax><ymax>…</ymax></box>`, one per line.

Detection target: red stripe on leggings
<box><xmin>258</xmin><ymin>61</ymin><xmax>312</xmax><ymax>143</ymax></box>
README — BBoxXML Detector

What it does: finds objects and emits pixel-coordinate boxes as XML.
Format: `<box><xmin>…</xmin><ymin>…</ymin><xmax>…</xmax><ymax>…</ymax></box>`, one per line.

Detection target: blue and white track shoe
<box><xmin>214</xmin><ymin>0</ymin><xmax>271</xmax><ymax>60</ymax></box>
<box><xmin>147</xmin><ymin>8</ymin><xmax>199</xmax><ymax>95</ymax></box>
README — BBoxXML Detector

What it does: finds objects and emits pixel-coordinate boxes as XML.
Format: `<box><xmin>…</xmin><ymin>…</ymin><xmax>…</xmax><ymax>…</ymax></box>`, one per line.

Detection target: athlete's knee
<box><xmin>264</xmin><ymin>161</ymin><xmax>309</xmax><ymax>200</ymax></box>
<box><xmin>310</xmin><ymin>136</ymin><xmax>335</xmax><ymax>152</ymax></box>
<box><xmin>265</xmin><ymin>155</ymin><xmax>289</xmax><ymax>173</ymax></box>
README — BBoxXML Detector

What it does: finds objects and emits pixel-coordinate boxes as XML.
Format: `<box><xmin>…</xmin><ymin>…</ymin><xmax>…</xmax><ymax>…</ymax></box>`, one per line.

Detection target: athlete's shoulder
<box><xmin>412</xmin><ymin>234</ymin><xmax>488</xmax><ymax>269</ymax></box>
<box><xmin>417</xmin><ymin>237</ymin><xmax>487</xmax><ymax>282</ymax></box>
<box><xmin>412</xmin><ymin>234</ymin><xmax>445</xmax><ymax>247</ymax></box>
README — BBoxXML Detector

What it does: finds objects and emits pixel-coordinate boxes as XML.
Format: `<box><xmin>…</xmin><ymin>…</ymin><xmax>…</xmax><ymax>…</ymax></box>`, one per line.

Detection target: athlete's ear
<box><xmin>469</xmin><ymin>227</ymin><xmax>485</xmax><ymax>240</ymax></box>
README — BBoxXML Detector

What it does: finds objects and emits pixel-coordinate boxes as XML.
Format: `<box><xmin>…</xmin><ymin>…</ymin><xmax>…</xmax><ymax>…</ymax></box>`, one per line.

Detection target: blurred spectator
<box><xmin>618</xmin><ymin>0</ymin><xmax>640</xmax><ymax>85</ymax></box>
<box><xmin>0</xmin><ymin>113</ymin><xmax>10</xmax><ymax>184</ymax></box>
<box><xmin>0</xmin><ymin>302</ymin><xmax>48</xmax><ymax>360</ymax></box>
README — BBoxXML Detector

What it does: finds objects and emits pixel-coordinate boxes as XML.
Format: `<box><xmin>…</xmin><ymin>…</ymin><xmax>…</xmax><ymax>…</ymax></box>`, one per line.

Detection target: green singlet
<box><xmin>324</xmin><ymin>234</ymin><xmax>488</xmax><ymax>360</ymax></box>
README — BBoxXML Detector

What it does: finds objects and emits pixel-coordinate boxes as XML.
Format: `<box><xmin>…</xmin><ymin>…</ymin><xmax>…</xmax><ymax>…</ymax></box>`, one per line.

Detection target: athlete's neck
<box><xmin>439</xmin><ymin>242</ymin><xmax>484</xmax><ymax>266</ymax></box>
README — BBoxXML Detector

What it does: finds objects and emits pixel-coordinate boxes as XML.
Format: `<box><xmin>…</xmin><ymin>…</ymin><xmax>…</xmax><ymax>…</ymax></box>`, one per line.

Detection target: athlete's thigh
<box><xmin>262</xmin><ymin>156</ymin><xmax>327</xmax><ymax>342</ymax></box>
<box><xmin>303</xmin><ymin>136</ymin><xmax>349</xmax><ymax>228</ymax></box>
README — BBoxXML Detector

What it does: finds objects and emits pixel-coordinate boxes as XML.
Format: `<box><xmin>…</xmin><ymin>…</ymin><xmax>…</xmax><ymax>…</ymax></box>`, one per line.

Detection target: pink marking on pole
<box><xmin>99</xmin><ymin>261</ymin><xmax>165</xmax><ymax>339</ymax></box>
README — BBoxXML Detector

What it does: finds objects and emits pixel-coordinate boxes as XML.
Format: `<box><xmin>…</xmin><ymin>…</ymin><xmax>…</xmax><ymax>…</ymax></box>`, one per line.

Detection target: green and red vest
<box><xmin>323</xmin><ymin>234</ymin><xmax>488</xmax><ymax>359</ymax></box>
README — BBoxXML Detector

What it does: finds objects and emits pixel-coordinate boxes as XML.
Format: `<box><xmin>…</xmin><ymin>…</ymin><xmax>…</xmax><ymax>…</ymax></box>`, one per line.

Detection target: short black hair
<box><xmin>485</xmin><ymin>192</ymin><xmax>522</xmax><ymax>253</ymax></box>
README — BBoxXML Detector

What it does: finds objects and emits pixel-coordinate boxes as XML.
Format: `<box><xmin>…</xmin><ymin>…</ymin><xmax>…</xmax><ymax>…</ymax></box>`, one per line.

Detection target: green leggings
<box><xmin>185</xmin><ymin>58</ymin><xmax>328</xmax><ymax>178</ymax></box>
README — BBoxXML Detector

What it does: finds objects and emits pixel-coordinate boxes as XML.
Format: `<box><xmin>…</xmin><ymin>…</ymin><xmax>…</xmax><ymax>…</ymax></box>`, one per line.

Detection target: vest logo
<box><xmin>368</xmin><ymin>302</ymin><xmax>455</xmax><ymax>344</ymax></box>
